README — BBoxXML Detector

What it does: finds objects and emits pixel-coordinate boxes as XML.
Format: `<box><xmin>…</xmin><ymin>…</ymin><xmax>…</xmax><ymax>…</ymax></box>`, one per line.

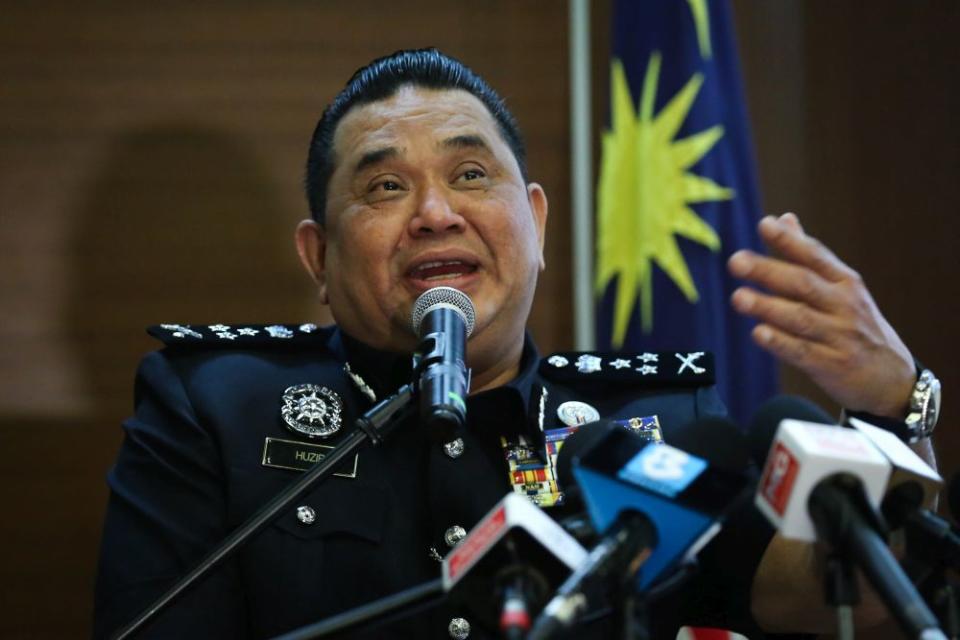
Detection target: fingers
<box><xmin>731</xmin><ymin>287</ymin><xmax>838</xmax><ymax>343</ymax></box>
<box><xmin>778</xmin><ymin>211</ymin><xmax>804</xmax><ymax>232</ymax></box>
<box><xmin>728</xmin><ymin>250</ymin><xmax>841</xmax><ymax>312</ymax></box>
<box><xmin>757</xmin><ymin>214</ymin><xmax>857</xmax><ymax>284</ymax></box>
<box><xmin>751</xmin><ymin>322</ymin><xmax>843</xmax><ymax>372</ymax></box>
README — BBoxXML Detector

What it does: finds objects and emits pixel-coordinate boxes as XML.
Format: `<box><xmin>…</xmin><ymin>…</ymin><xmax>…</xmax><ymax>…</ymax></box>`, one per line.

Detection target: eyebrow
<box><xmin>352</xmin><ymin>135</ymin><xmax>491</xmax><ymax>175</ymax></box>
<box><xmin>354</xmin><ymin>146</ymin><xmax>400</xmax><ymax>174</ymax></box>
<box><xmin>440</xmin><ymin>134</ymin><xmax>490</xmax><ymax>152</ymax></box>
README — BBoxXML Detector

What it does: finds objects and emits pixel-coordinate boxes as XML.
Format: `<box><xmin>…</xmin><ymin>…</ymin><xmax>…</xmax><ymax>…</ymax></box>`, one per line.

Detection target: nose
<box><xmin>409</xmin><ymin>186</ymin><xmax>466</xmax><ymax>237</ymax></box>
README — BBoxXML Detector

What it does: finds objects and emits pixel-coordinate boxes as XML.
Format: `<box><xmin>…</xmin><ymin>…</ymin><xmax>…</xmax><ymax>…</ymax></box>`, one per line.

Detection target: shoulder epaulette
<box><xmin>147</xmin><ymin>323</ymin><xmax>332</xmax><ymax>348</ymax></box>
<box><xmin>539</xmin><ymin>350</ymin><xmax>715</xmax><ymax>386</ymax></box>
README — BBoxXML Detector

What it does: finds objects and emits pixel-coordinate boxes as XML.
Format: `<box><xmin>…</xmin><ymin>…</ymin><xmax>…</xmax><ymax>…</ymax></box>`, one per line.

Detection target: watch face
<box><xmin>924</xmin><ymin>376</ymin><xmax>942</xmax><ymax>433</ymax></box>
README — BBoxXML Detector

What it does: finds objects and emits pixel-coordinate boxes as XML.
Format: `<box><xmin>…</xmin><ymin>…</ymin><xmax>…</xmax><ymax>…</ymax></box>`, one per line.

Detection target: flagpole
<box><xmin>568</xmin><ymin>0</ymin><xmax>595</xmax><ymax>350</ymax></box>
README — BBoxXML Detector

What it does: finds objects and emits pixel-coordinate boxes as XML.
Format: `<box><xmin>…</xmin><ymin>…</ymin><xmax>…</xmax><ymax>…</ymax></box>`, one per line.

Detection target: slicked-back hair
<box><xmin>305</xmin><ymin>48</ymin><xmax>528</xmax><ymax>225</ymax></box>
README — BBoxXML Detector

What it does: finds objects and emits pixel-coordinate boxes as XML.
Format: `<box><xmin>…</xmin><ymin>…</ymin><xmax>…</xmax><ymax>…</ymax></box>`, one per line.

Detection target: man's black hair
<box><xmin>305</xmin><ymin>47</ymin><xmax>528</xmax><ymax>225</ymax></box>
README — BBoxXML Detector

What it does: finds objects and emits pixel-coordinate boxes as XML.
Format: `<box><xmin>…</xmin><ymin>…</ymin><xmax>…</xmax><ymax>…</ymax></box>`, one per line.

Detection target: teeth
<box><xmin>413</xmin><ymin>259</ymin><xmax>465</xmax><ymax>273</ymax></box>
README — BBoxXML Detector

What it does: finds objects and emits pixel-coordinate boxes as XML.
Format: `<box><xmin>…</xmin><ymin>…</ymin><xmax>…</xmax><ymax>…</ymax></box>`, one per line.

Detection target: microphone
<box><xmin>440</xmin><ymin>492</ymin><xmax>588</xmax><ymax>637</ymax></box>
<box><xmin>751</xmin><ymin>397</ymin><xmax>946</xmax><ymax>640</ymax></box>
<box><xmin>410</xmin><ymin>287</ymin><xmax>475</xmax><ymax>442</ymax></box>
<box><xmin>529</xmin><ymin>418</ymin><xmax>752</xmax><ymax>639</ymax></box>
<box><xmin>751</xmin><ymin>396</ymin><xmax>944</xmax><ymax>532</ymax></box>
<box><xmin>843</xmin><ymin>416</ymin><xmax>957</xmax><ymax>578</ymax></box>
<box><xmin>846</xmin><ymin>416</ymin><xmax>942</xmax><ymax>510</ymax></box>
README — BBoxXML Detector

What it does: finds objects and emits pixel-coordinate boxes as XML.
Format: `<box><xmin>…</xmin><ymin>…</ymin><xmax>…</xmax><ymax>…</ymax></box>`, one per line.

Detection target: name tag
<box><xmin>261</xmin><ymin>437</ymin><xmax>358</xmax><ymax>478</ymax></box>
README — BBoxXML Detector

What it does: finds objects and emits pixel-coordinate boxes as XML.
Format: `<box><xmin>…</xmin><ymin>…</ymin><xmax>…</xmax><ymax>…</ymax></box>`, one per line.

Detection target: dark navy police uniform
<box><xmin>94</xmin><ymin>323</ymin><xmax>779</xmax><ymax>639</ymax></box>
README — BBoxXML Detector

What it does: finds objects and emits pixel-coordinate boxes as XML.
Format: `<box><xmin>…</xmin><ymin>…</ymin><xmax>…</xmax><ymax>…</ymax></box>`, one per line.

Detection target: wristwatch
<box><xmin>904</xmin><ymin>369</ymin><xmax>941</xmax><ymax>443</ymax></box>
<box><xmin>843</xmin><ymin>365</ymin><xmax>941</xmax><ymax>444</ymax></box>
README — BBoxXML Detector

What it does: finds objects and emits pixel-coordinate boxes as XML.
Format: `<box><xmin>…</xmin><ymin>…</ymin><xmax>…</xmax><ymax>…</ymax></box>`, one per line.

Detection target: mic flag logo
<box><xmin>759</xmin><ymin>442</ymin><xmax>799</xmax><ymax>517</ymax></box>
<box><xmin>617</xmin><ymin>443</ymin><xmax>707</xmax><ymax>498</ymax></box>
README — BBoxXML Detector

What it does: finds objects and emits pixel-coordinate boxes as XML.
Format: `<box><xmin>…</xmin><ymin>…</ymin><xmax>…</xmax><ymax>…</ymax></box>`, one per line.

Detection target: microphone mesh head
<box><xmin>411</xmin><ymin>286</ymin><xmax>476</xmax><ymax>336</ymax></box>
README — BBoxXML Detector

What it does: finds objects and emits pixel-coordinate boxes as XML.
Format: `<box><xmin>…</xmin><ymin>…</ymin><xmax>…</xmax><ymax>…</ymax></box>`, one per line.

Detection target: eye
<box><xmin>367</xmin><ymin>176</ymin><xmax>406</xmax><ymax>195</ymax></box>
<box><xmin>371</xmin><ymin>179</ymin><xmax>401</xmax><ymax>192</ymax></box>
<box><xmin>455</xmin><ymin>166</ymin><xmax>487</xmax><ymax>185</ymax></box>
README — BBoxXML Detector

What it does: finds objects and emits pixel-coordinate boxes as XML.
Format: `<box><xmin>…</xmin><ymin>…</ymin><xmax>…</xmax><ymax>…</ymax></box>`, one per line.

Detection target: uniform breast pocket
<box><xmin>229</xmin><ymin>469</ymin><xmax>390</xmax><ymax>630</ymax></box>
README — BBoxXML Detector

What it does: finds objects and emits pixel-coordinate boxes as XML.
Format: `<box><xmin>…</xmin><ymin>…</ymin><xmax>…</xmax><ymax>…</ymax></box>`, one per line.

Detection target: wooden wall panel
<box><xmin>734</xmin><ymin>0</ymin><xmax>960</xmax><ymax>488</ymax></box>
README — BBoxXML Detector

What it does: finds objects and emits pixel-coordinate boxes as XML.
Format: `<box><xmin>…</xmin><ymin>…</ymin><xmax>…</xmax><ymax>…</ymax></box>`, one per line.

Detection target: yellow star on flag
<box><xmin>596</xmin><ymin>53</ymin><xmax>734</xmax><ymax>346</ymax></box>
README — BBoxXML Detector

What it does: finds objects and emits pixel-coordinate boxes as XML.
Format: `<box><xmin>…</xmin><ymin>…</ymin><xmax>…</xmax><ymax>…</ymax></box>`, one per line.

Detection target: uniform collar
<box><xmin>464</xmin><ymin>333</ymin><xmax>544</xmax><ymax>446</ymax></box>
<box><xmin>326</xmin><ymin>328</ymin><xmax>414</xmax><ymax>401</ymax></box>
<box><xmin>327</xmin><ymin>327</ymin><xmax>543</xmax><ymax>440</ymax></box>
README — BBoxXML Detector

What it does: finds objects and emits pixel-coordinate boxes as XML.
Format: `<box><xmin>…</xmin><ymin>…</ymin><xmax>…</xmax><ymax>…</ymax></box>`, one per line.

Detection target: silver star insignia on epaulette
<box><xmin>299</xmin><ymin>323</ymin><xmax>318</xmax><ymax>333</ymax></box>
<box><xmin>160</xmin><ymin>324</ymin><xmax>202</xmax><ymax>339</ymax></box>
<box><xmin>208</xmin><ymin>324</ymin><xmax>230</xmax><ymax>332</ymax></box>
<box><xmin>676</xmin><ymin>351</ymin><xmax>706</xmax><ymax>374</ymax></box>
<box><xmin>610</xmin><ymin>358</ymin><xmax>631</xmax><ymax>369</ymax></box>
<box><xmin>575</xmin><ymin>354</ymin><xmax>602</xmax><ymax>373</ymax></box>
<box><xmin>215</xmin><ymin>331</ymin><xmax>236</xmax><ymax>340</ymax></box>
<box><xmin>637</xmin><ymin>364</ymin><xmax>658</xmax><ymax>375</ymax></box>
<box><xmin>237</xmin><ymin>327</ymin><xmax>259</xmax><ymax>336</ymax></box>
<box><xmin>637</xmin><ymin>352</ymin><xmax>658</xmax><ymax>363</ymax></box>
<box><xmin>265</xmin><ymin>325</ymin><xmax>294</xmax><ymax>339</ymax></box>
<box><xmin>546</xmin><ymin>355</ymin><xmax>569</xmax><ymax>368</ymax></box>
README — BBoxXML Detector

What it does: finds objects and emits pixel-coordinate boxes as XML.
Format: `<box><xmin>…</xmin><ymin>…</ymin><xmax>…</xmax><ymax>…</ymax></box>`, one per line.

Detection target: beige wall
<box><xmin>0</xmin><ymin>2</ymin><xmax>956</xmax><ymax>637</ymax></box>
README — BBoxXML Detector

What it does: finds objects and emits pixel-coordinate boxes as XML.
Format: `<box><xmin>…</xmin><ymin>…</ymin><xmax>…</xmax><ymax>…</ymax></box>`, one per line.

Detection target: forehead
<box><xmin>330</xmin><ymin>86</ymin><xmax>509</xmax><ymax>166</ymax></box>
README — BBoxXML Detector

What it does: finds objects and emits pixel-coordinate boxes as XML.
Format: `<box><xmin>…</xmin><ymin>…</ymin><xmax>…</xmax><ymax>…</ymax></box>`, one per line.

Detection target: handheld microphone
<box><xmin>751</xmin><ymin>396</ymin><xmax>944</xmax><ymax>532</ymax></box>
<box><xmin>410</xmin><ymin>287</ymin><xmax>475</xmax><ymax>442</ymax></box>
<box><xmin>844</xmin><ymin>417</ymin><xmax>957</xmax><ymax>577</ymax></box>
<box><xmin>751</xmin><ymin>397</ymin><xmax>946</xmax><ymax>640</ymax></box>
<box><xmin>847</xmin><ymin>416</ymin><xmax>943</xmax><ymax>510</ymax></box>
<box><xmin>440</xmin><ymin>492</ymin><xmax>587</xmax><ymax>637</ymax></box>
<box><xmin>573</xmin><ymin>418</ymin><xmax>752</xmax><ymax>589</ymax></box>
<box><xmin>751</xmin><ymin>400</ymin><xmax>891</xmax><ymax>542</ymax></box>
<box><xmin>529</xmin><ymin>418</ymin><xmax>752</xmax><ymax>639</ymax></box>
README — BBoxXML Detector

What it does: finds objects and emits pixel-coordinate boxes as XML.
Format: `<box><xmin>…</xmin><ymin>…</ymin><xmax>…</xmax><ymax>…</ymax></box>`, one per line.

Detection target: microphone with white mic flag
<box><xmin>751</xmin><ymin>396</ymin><xmax>946</xmax><ymax>640</ymax></box>
<box><xmin>410</xmin><ymin>287</ymin><xmax>475</xmax><ymax>442</ymax></box>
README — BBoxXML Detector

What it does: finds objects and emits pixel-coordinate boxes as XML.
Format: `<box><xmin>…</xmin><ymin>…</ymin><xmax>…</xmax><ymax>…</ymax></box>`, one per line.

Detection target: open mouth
<box><xmin>407</xmin><ymin>259</ymin><xmax>479</xmax><ymax>282</ymax></box>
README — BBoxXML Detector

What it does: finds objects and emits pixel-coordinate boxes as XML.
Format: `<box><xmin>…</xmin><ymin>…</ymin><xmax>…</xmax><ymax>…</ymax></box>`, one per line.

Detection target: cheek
<box><xmin>494</xmin><ymin>205</ymin><xmax>542</xmax><ymax>268</ymax></box>
<box><xmin>334</xmin><ymin>216</ymin><xmax>397</xmax><ymax>265</ymax></box>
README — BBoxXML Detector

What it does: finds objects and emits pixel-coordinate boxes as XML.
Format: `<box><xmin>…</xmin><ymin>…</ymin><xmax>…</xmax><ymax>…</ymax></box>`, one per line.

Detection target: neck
<box><xmin>467</xmin><ymin>332</ymin><xmax>525</xmax><ymax>394</ymax></box>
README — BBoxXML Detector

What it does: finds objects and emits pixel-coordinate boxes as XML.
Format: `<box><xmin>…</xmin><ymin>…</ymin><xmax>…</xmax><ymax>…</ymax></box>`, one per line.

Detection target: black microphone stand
<box><xmin>901</xmin><ymin>517</ymin><xmax>960</xmax><ymax>639</ymax></box>
<box><xmin>111</xmin><ymin>384</ymin><xmax>418</xmax><ymax>640</ymax></box>
<box><xmin>616</xmin><ymin>590</ymin><xmax>650</xmax><ymax>640</ymax></box>
<box><xmin>271</xmin><ymin>578</ymin><xmax>446</xmax><ymax>640</ymax></box>
<box><xmin>823</xmin><ymin>551</ymin><xmax>859</xmax><ymax>640</ymax></box>
<box><xmin>884</xmin><ymin>483</ymin><xmax>960</xmax><ymax>638</ymax></box>
<box><xmin>808</xmin><ymin>474</ymin><xmax>946</xmax><ymax>640</ymax></box>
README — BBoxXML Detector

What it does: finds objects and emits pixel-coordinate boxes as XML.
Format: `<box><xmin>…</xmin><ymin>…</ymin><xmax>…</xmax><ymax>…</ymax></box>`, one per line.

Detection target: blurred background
<box><xmin>0</xmin><ymin>2</ymin><xmax>957</xmax><ymax>637</ymax></box>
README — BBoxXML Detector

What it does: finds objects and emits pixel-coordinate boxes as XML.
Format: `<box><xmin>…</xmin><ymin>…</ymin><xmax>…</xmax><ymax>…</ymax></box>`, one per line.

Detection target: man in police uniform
<box><xmin>94</xmin><ymin>49</ymin><xmax>939</xmax><ymax>639</ymax></box>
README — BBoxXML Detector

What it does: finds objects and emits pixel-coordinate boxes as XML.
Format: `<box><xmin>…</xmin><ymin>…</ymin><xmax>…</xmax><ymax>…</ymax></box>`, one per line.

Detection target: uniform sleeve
<box><xmin>93</xmin><ymin>350</ymin><xmax>246</xmax><ymax>639</ymax></box>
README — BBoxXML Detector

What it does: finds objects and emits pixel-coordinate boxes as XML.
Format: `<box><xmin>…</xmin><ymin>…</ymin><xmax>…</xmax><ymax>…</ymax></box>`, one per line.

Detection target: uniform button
<box><xmin>296</xmin><ymin>505</ymin><xmax>316</xmax><ymax>525</ymax></box>
<box><xmin>448</xmin><ymin>617</ymin><xmax>470</xmax><ymax>639</ymax></box>
<box><xmin>443</xmin><ymin>438</ymin><xmax>465</xmax><ymax>459</ymax></box>
<box><xmin>444</xmin><ymin>525</ymin><xmax>467</xmax><ymax>548</ymax></box>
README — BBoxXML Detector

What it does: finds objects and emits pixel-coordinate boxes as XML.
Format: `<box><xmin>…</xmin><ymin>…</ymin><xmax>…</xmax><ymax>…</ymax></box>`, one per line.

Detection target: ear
<box><xmin>295</xmin><ymin>219</ymin><xmax>329</xmax><ymax>304</ymax></box>
<box><xmin>527</xmin><ymin>183</ymin><xmax>549</xmax><ymax>270</ymax></box>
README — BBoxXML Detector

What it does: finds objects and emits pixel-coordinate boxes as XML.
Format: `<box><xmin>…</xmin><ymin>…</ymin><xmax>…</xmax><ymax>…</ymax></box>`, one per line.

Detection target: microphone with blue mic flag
<box><xmin>529</xmin><ymin>416</ymin><xmax>753</xmax><ymax>638</ymax></box>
